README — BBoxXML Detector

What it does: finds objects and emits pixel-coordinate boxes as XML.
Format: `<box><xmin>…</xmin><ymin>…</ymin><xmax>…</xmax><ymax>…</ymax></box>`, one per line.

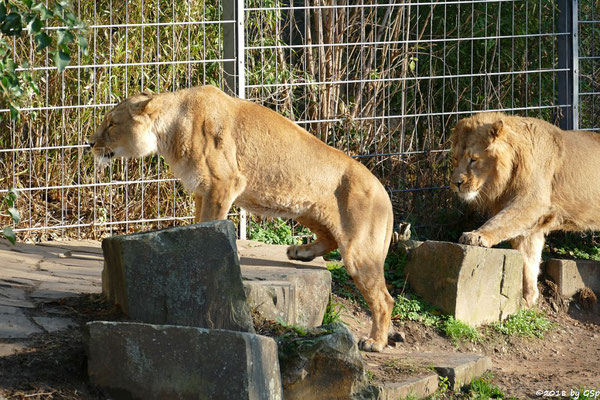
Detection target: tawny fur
<box><xmin>90</xmin><ymin>85</ymin><xmax>395</xmax><ymax>352</ymax></box>
<box><xmin>450</xmin><ymin>112</ymin><xmax>600</xmax><ymax>306</ymax></box>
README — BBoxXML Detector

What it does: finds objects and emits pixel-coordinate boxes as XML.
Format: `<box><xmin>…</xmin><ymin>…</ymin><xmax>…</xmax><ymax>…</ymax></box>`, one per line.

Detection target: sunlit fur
<box><xmin>89</xmin><ymin>85</ymin><xmax>395</xmax><ymax>352</ymax></box>
<box><xmin>451</xmin><ymin>112</ymin><xmax>600</xmax><ymax>306</ymax></box>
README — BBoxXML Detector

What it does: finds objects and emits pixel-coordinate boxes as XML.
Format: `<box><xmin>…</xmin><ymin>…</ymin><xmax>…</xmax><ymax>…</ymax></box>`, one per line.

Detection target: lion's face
<box><xmin>450</xmin><ymin>115</ymin><xmax>505</xmax><ymax>202</ymax></box>
<box><xmin>89</xmin><ymin>93</ymin><xmax>158</xmax><ymax>166</ymax></box>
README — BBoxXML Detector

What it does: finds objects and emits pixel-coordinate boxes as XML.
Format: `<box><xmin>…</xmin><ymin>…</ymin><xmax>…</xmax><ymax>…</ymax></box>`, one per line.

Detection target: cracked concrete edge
<box><xmin>434</xmin><ymin>355</ymin><xmax>493</xmax><ymax>390</ymax></box>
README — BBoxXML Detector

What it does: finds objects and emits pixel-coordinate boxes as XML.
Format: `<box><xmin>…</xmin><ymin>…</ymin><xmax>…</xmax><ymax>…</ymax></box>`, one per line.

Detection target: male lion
<box><xmin>89</xmin><ymin>85</ymin><xmax>395</xmax><ymax>352</ymax></box>
<box><xmin>451</xmin><ymin>112</ymin><xmax>600</xmax><ymax>306</ymax></box>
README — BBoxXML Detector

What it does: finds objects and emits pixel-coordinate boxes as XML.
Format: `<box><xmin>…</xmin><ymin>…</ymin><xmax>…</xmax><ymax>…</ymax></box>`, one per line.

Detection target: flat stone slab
<box><xmin>32</xmin><ymin>316</ymin><xmax>77</xmax><ymax>332</ymax></box>
<box><xmin>405</xmin><ymin>352</ymin><xmax>493</xmax><ymax>390</ymax></box>
<box><xmin>86</xmin><ymin>321</ymin><xmax>283</xmax><ymax>400</ymax></box>
<box><xmin>373</xmin><ymin>374</ymin><xmax>439</xmax><ymax>399</ymax></box>
<box><xmin>545</xmin><ymin>258</ymin><xmax>600</xmax><ymax>298</ymax></box>
<box><xmin>102</xmin><ymin>220</ymin><xmax>255</xmax><ymax>332</ymax></box>
<box><xmin>238</xmin><ymin>240</ymin><xmax>330</xmax><ymax>328</ymax></box>
<box><xmin>405</xmin><ymin>241</ymin><xmax>524</xmax><ymax>326</ymax></box>
<box><xmin>369</xmin><ymin>352</ymin><xmax>492</xmax><ymax>397</ymax></box>
<box><xmin>0</xmin><ymin>309</ymin><xmax>43</xmax><ymax>339</ymax></box>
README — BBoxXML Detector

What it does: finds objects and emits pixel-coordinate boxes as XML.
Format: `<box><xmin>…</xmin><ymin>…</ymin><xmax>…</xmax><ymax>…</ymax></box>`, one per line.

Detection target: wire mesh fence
<box><xmin>1</xmin><ymin>0</ymin><xmax>238</xmax><ymax>240</ymax></box>
<box><xmin>578</xmin><ymin>0</ymin><xmax>600</xmax><ymax>131</ymax></box>
<box><xmin>0</xmin><ymin>0</ymin><xmax>596</xmax><ymax>241</ymax></box>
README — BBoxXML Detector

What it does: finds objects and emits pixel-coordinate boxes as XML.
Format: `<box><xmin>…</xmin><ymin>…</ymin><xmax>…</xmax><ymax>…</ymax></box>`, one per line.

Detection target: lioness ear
<box><xmin>142</xmin><ymin>89</ymin><xmax>153</xmax><ymax>96</ymax></box>
<box><xmin>490</xmin><ymin>120</ymin><xmax>504</xmax><ymax>140</ymax></box>
<box><xmin>129</xmin><ymin>97</ymin><xmax>153</xmax><ymax>116</ymax></box>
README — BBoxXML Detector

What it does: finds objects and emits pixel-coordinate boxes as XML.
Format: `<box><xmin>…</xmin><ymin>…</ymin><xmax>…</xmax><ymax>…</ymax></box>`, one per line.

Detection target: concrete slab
<box><xmin>0</xmin><ymin>309</ymin><xmax>42</xmax><ymax>338</ymax></box>
<box><xmin>372</xmin><ymin>374</ymin><xmax>439</xmax><ymax>400</ymax></box>
<box><xmin>545</xmin><ymin>258</ymin><xmax>600</xmax><ymax>298</ymax></box>
<box><xmin>32</xmin><ymin>316</ymin><xmax>77</xmax><ymax>332</ymax></box>
<box><xmin>403</xmin><ymin>352</ymin><xmax>493</xmax><ymax>390</ymax></box>
<box><xmin>238</xmin><ymin>240</ymin><xmax>330</xmax><ymax>328</ymax></box>
<box><xmin>405</xmin><ymin>241</ymin><xmax>524</xmax><ymax>326</ymax></box>
<box><xmin>102</xmin><ymin>221</ymin><xmax>255</xmax><ymax>332</ymax></box>
<box><xmin>86</xmin><ymin>321</ymin><xmax>283</xmax><ymax>400</ymax></box>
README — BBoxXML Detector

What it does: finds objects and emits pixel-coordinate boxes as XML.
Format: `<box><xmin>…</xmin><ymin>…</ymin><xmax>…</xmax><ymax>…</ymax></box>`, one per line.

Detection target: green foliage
<box><xmin>0</xmin><ymin>0</ymin><xmax>87</xmax><ymax>119</ymax></box>
<box><xmin>327</xmin><ymin>262</ymin><xmax>367</xmax><ymax>307</ymax></box>
<box><xmin>546</xmin><ymin>232</ymin><xmax>600</xmax><ymax>261</ymax></box>
<box><xmin>491</xmin><ymin>309</ymin><xmax>555</xmax><ymax>338</ymax></box>
<box><xmin>465</xmin><ymin>375</ymin><xmax>507</xmax><ymax>399</ymax></box>
<box><xmin>321</xmin><ymin>294</ymin><xmax>344</xmax><ymax>325</ymax></box>
<box><xmin>392</xmin><ymin>294</ymin><xmax>443</xmax><ymax>327</ymax></box>
<box><xmin>1</xmin><ymin>188</ymin><xmax>19</xmax><ymax>244</ymax></box>
<box><xmin>441</xmin><ymin>317</ymin><xmax>480</xmax><ymax>344</ymax></box>
<box><xmin>384</xmin><ymin>250</ymin><xmax>408</xmax><ymax>291</ymax></box>
<box><xmin>248</xmin><ymin>217</ymin><xmax>299</xmax><ymax>245</ymax></box>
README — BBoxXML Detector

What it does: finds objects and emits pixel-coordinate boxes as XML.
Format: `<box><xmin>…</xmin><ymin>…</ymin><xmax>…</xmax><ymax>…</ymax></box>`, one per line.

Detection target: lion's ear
<box><xmin>129</xmin><ymin>97</ymin><xmax>153</xmax><ymax>116</ymax></box>
<box><xmin>490</xmin><ymin>120</ymin><xmax>504</xmax><ymax>140</ymax></box>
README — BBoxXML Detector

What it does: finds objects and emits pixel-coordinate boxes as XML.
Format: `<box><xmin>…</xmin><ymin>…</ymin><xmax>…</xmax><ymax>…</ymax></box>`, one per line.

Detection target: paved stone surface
<box><xmin>102</xmin><ymin>221</ymin><xmax>255</xmax><ymax>332</ymax></box>
<box><xmin>0</xmin><ymin>239</ymin><xmax>103</xmax><ymax>340</ymax></box>
<box><xmin>545</xmin><ymin>258</ymin><xmax>600</xmax><ymax>298</ymax></box>
<box><xmin>86</xmin><ymin>321</ymin><xmax>283</xmax><ymax>400</ymax></box>
<box><xmin>32</xmin><ymin>316</ymin><xmax>77</xmax><ymax>332</ymax></box>
<box><xmin>238</xmin><ymin>240</ymin><xmax>330</xmax><ymax>328</ymax></box>
<box><xmin>0</xmin><ymin>235</ymin><xmax>329</xmax><ymax>341</ymax></box>
<box><xmin>0</xmin><ymin>309</ymin><xmax>43</xmax><ymax>338</ymax></box>
<box><xmin>278</xmin><ymin>323</ymin><xmax>367</xmax><ymax>400</ymax></box>
<box><xmin>405</xmin><ymin>241</ymin><xmax>524</xmax><ymax>326</ymax></box>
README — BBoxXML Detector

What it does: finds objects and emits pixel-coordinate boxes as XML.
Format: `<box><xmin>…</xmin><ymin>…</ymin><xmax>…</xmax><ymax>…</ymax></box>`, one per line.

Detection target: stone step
<box><xmin>86</xmin><ymin>321</ymin><xmax>283</xmax><ymax>400</ymax></box>
<box><xmin>101</xmin><ymin>222</ymin><xmax>331</xmax><ymax>332</ymax></box>
<box><xmin>371</xmin><ymin>352</ymin><xmax>492</xmax><ymax>398</ymax></box>
<box><xmin>238</xmin><ymin>240</ymin><xmax>331</xmax><ymax>328</ymax></box>
<box><xmin>545</xmin><ymin>258</ymin><xmax>600</xmax><ymax>298</ymax></box>
<box><xmin>405</xmin><ymin>241</ymin><xmax>524</xmax><ymax>326</ymax></box>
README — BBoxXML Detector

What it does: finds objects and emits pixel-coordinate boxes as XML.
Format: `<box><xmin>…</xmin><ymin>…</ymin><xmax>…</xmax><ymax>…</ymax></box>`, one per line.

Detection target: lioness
<box><xmin>451</xmin><ymin>112</ymin><xmax>600</xmax><ymax>306</ymax></box>
<box><xmin>89</xmin><ymin>85</ymin><xmax>395</xmax><ymax>352</ymax></box>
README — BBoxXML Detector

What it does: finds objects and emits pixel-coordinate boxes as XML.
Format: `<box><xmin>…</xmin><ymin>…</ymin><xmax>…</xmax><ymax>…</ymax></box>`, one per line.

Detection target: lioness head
<box><xmin>450</xmin><ymin>113</ymin><xmax>508</xmax><ymax>203</ymax></box>
<box><xmin>89</xmin><ymin>91</ymin><xmax>158</xmax><ymax>166</ymax></box>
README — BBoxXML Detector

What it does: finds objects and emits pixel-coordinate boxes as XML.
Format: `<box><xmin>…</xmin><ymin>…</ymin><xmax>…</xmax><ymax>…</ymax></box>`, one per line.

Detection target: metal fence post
<box><xmin>557</xmin><ymin>0</ymin><xmax>579</xmax><ymax>130</ymax></box>
<box><xmin>223</xmin><ymin>0</ymin><xmax>247</xmax><ymax>239</ymax></box>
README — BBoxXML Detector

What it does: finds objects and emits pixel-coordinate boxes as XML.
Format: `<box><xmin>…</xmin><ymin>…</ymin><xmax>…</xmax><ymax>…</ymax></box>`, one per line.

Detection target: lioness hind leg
<box><xmin>286</xmin><ymin>217</ymin><xmax>338</xmax><ymax>262</ymax></box>
<box><xmin>511</xmin><ymin>231</ymin><xmax>545</xmax><ymax>307</ymax></box>
<box><xmin>342</xmin><ymin>250</ymin><xmax>394</xmax><ymax>352</ymax></box>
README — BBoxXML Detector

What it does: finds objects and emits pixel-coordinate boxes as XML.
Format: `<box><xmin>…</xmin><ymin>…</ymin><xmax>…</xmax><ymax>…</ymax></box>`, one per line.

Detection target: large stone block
<box><xmin>545</xmin><ymin>258</ymin><xmax>600</xmax><ymax>298</ymax></box>
<box><xmin>239</xmin><ymin>240</ymin><xmax>331</xmax><ymax>328</ymax></box>
<box><xmin>405</xmin><ymin>241</ymin><xmax>524</xmax><ymax>326</ymax></box>
<box><xmin>86</xmin><ymin>321</ymin><xmax>282</xmax><ymax>400</ymax></box>
<box><xmin>102</xmin><ymin>220</ymin><xmax>254</xmax><ymax>332</ymax></box>
<box><xmin>277</xmin><ymin>323</ymin><xmax>367</xmax><ymax>400</ymax></box>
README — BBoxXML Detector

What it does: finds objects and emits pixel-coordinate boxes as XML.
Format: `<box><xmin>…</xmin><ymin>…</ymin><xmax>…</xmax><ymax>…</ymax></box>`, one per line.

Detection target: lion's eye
<box><xmin>469</xmin><ymin>158</ymin><xmax>477</xmax><ymax>165</ymax></box>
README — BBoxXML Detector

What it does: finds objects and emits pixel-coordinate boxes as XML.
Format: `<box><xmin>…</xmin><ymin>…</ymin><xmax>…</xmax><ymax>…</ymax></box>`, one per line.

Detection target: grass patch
<box><xmin>392</xmin><ymin>294</ymin><xmax>443</xmax><ymax>327</ymax></box>
<box><xmin>441</xmin><ymin>317</ymin><xmax>481</xmax><ymax>344</ymax></box>
<box><xmin>491</xmin><ymin>309</ymin><xmax>555</xmax><ymax>338</ymax></box>
<box><xmin>463</xmin><ymin>375</ymin><xmax>510</xmax><ymax>399</ymax></box>
<box><xmin>322</xmin><ymin>294</ymin><xmax>345</xmax><ymax>325</ymax></box>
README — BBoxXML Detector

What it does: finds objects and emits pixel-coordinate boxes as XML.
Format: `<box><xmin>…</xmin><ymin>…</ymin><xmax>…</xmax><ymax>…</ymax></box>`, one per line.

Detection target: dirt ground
<box><xmin>341</xmin><ymin>280</ymin><xmax>600</xmax><ymax>399</ymax></box>
<box><xmin>0</xmin><ymin>282</ymin><xmax>598</xmax><ymax>399</ymax></box>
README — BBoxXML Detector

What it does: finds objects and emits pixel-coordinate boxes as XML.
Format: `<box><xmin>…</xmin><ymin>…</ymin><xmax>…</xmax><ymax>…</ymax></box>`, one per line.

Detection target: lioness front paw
<box><xmin>358</xmin><ymin>337</ymin><xmax>386</xmax><ymax>353</ymax></box>
<box><xmin>459</xmin><ymin>231</ymin><xmax>492</xmax><ymax>247</ymax></box>
<box><xmin>286</xmin><ymin>245</ymin><xmax>315</xmax><ymax>262</ymax></box>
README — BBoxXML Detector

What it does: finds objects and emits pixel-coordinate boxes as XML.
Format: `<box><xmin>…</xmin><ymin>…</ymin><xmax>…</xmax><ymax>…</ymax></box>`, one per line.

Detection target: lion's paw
<box><xmin>459</xmin><ymin>231</ymin><xmax>492</xmax><ymax>248</ymax></box>
<box><xmin>286</xmin><ymin>245</ymin><xmax>315</xmax><ymax>262</ymax></box>
<box><xmin>358</xmin><ymin>337</ymin><xmax>386</xmax><ymax>353</ymax></box>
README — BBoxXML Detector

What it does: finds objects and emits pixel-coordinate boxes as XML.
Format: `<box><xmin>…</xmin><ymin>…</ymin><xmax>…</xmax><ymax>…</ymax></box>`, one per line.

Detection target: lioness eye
<box><xmin>469</xmin><ymin>158</ymin><xmax>477</xmax><ymax>164</ymax></box>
